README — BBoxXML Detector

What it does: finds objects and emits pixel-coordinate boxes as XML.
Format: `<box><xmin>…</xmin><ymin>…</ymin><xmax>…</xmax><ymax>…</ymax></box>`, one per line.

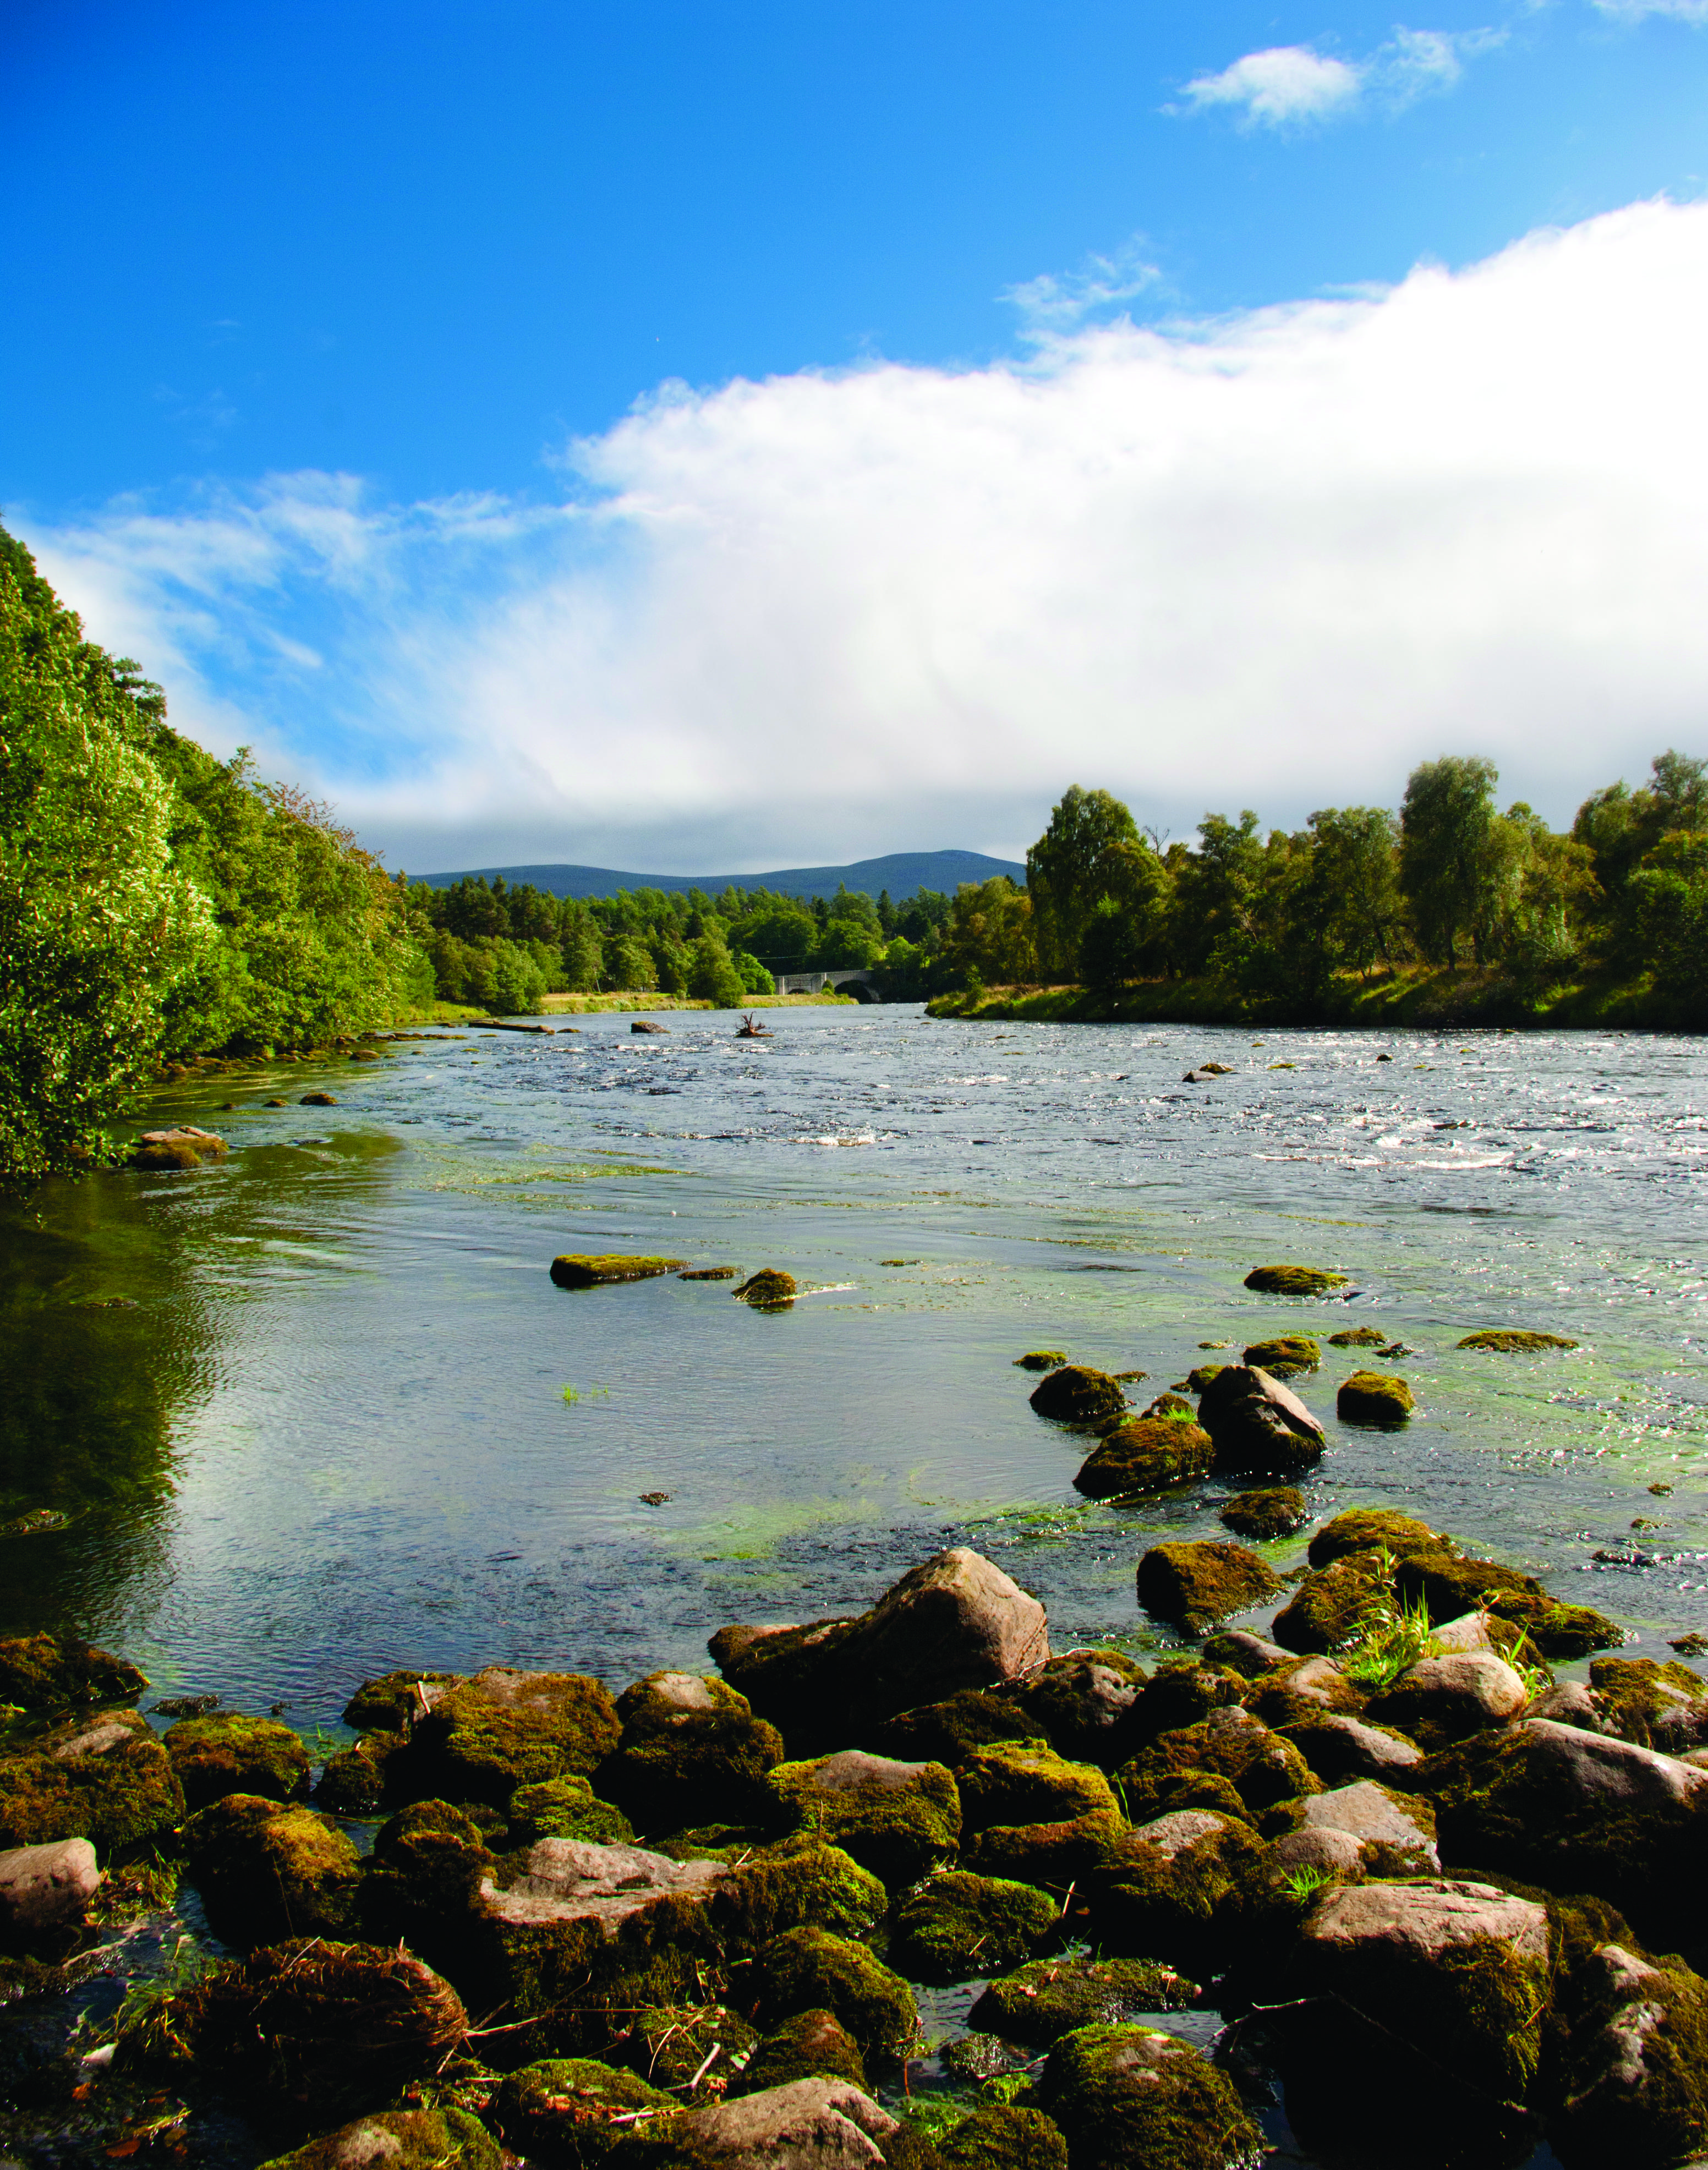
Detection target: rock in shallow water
<box><xmin>0</xmin><ymin>1837</ymin><xmax>100</xmax><ymax>1948</ymax></box>
<box><xmin>1135</xmin><ymin>1541</ymin><xmax>1283</xmax><ymax>1636</ymax></box>
<box><xmin>1196</xmin><ymin>1365</ymin><xmax>1327</xmax><ymax>1476</ymax></box>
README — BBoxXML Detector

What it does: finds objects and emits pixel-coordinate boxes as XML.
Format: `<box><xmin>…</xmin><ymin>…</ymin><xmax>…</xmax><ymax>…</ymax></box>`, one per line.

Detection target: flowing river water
<box><xmin>3</xmin><ymin>1005</ymin><xmax>1706</xmax><ymax>2165</ymax></box>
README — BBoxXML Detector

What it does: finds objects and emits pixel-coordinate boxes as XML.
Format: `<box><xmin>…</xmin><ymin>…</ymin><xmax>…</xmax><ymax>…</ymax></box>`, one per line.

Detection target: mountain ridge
<box><xmin>411</xmin><ymin>848</ymin><xmax>1025</xmax><ymax>903</ymax></box>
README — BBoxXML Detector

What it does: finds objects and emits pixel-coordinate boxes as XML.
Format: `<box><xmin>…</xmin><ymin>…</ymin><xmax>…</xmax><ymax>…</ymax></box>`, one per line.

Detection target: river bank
<box><xmin>927</xmin><ymin>963</ymin><xmax>1703</xmax><ymax>1032</ymax></box>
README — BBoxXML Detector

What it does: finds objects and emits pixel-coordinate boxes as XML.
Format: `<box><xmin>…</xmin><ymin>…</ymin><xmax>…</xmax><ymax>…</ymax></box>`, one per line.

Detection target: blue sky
<box><xmin>6</xmin><ymin>1</ymin><xmax>1708</xmax><ymax>872</ymax></box>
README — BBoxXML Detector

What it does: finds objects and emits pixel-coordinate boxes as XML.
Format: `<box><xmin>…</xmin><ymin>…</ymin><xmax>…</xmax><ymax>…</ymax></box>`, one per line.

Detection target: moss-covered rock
<box><xmin>1074</xmin><ymin>1421</ymin><xmax>1213</xmax><ymax>1498</ymax></box>
<box><xmin>163</xmin><ymin>1713</ymin><xmax>309</xmax><ymax>1811</ymax></box>
<box><xmin>1015</xmin><ymin>1351</ymin><xmax>1068</xmax><ymax>1371</ymax></box>
<box><xmin>359</xmin><ymin>1800</ymin><xmax>494</xmax><ymax>1956</ymax></box>
<box><xmin>937</xmin><ymin>2105</ymin><xmax>1069</xmax><ymax>2168</ymax></box>
<box><xmin>735</xmin><ymin>2005</ymin><xmax>867</xmax><ymax>2096</ymax></box>
<box><xmin>0</xmin><ymin>1709</ymin><xmax>184</xmax><ymax>1856</ymax></box>
<box><xmin>733</xmin><ymin>1268</ymin><xmax>798</xmax><ymax>1307</ymax></box>
<box><xmin>1136</xmin><ymin>1542</ymin><xmax>1282</xmax><ymax>1637</ymax></box>
<box><xmin>1244</xmin><ymin>1653</ymin><xmax>1367</xmax><ymax>1729</ymax></box>
<box><xmin>341</xmin><ymin>1669</ymin><xmax>464</xmax><ymax>1731</ymax></box>
<box><xmin>550</xmin><ymin>1254</ymin><xmax>687</xmax><ymax>1288</ymax></box>
<box><xmin>401</xmin><ymin>1668</ymin><xmax>621</xmax><ymax>1806</ymax></box>
<box><xmin>1366</xmin><ymin>1651</ymin><xmax>1530</xmax><ymax>1750</ymax></box>
<box><xmin>754</xmin><ymin>1925</ymin><xmax>918</xmax><ymax>2062</ymax></box>
<box><xmin>962</xmin><ymin>1810</ymin><xmax>1126</xmax><ymax>1892</ymax></box>
<box><xmin>257</xmin><ymin>2109</ymin><xmax>498</xmax><ymax>2170</ymax></box>
<box><xmin>1038</xmin><ymin>2023</ymin><xmax>1264</xmax><ymax>2170</ymax></box>
<box><xmin>1532</xmin><ymin>1605</ymin><xmax>1625</xmax><ymax>1660</ymax></box>
<box><xmin>1184</xmin><ymin>1365</ymin><xmax>1227</xmax><ymax>1393</ymax></box>
<box><xmin>1270</xmin><ymin>1554</ymin><xmax>1391</xmax><ymax>1654</ymax></box>
<box><xmin>1277</xmin><ymin>1710</ymin><xmax>1422</xmax><ymax>1784</ymax></box>
<box><xmin>1278</xmin><ymin>1778</ymin><xmax>1439</xmax><ymax>1875</ymax></box>
<box><xmin>510</xmin><ymin>1777</ymin><xmax>636</xmax><ymax>1846</ymax></box>
<box><xmin>1390</xmin><ymin>1552</ymin><xmax>1620</xmax><ymax>1661</ymax></box>
<box><xmin>957</xmin><ymin>1743</ymin><xmax>1117</xmax><ymax>1832</ymax></box>
<box><xmin>184</xmin><ymin>1794</ymin><xmax>362</xmax><ymax>1948</ymax></box>
<box><xmin>493</xmin><ymin>2056</ymin><xmax>676</xmax><ymax>2160</ymax></box>
<box><xmin>713</xmin><ymin>1834</ymin><xmax>888</xmax><ymax>1949</ymax></box>
<box><xmin>1200</xmin><ymin>1631</ymin><xmax>1290</xmax><ymax>1678</ymax></box>
<box><xmin>1241</xmin><ymin>1335</ymin><xmax>1321</xmax><ymax>1377</ymax></box>
<box><xmin>1244</xmin><ymin>1264</ymin><xmax>1350</xmax><ymax>1297</ymax></box>
<box><xmin>1285</xmin><ymin>1878</ymin><xmax>1551</xmax><ymax>2102</ymax></box>
<box><xmin>0</xmin><ymin>1635</ymin><xmax>146</xmax><ymax>1713</ymax></box>
<box><xmin>1141</xmin><ymin>1392</ymin><xmax>1197</xmax><ymax>1420</ymax></box>
<box><xmin>316</xmin><ymin>1732</ymin><xmax>404</xmax><ymax>1815</ymax></box>
<box><xmin>889</xmin><ymin>1871</ymin><xmax>1059</xmax><ymax>1982</ymax></box>
<box><xmin>1553</xmin><ymin>1942</ymin><xmax>1708</xmax><ymax>2166</ymax></box>
<box><xmin>1115</xmin><ymin>1659</ymin><xmax>1245</xmax><ymax>1755</ymax></box>
<box><xmin>1082</xmin><ymin>1811</ymin><xmax>1267</xmax><ymax>1973</ymax></box>
<box><xmin>1004</xmin><ymin>1651</ymin><xmax>1146</xmax><ymax>1767</ymax></box>
<box><xmin>766</xmin><ymin>1752</ymin><xmax>959</xmax><ymax>1888</ymax></box>
<box><xmin>1196</xmin><ymin>1366</ymin><xmax>1327</xmax><ymax>1477</ymax></box>
<box><xmin>1217</xmin><ymin>1488</ymin><xmax>1307</xmax><ymax>1541</ymax></box>
<box><xmin>1578</xmin><ymin>1657</ymin><xmax>1708</xmax><ymax>1752</ymax></box>
<box><xmin>866</xmin><ymin>1692</ymin><xmax>1047</xmax><ymax>1767</ymax></box>
<box><xmin>1306</xmin><ymin>1509</ymin><xmax>1447</xmax><ymax>1568</ymax></box>
<box><xmin>1028</xmin><ymin>1365</ymin><xmax>1127</xmax><ymax>1426</ymax></box>
<box><xmin>599</xmin><ymin>1703</ymin><xmax>785</xmax><ymax>1835</ymax></box>
<box><xmin>1328</xmin><ymin>1327</ymin><xmax>1388</xmax><ymax>1348</ymax></box>
<box><xmin>1117</xmin><ymin>1705</ymin><xmax>1316</xmax><ymax>1814</ymax></box>
<box><xmin>1336</xmin><ymin>1372</ymin><xmax>1416</xmax><ymax>1425</ymax></box>
<box><xmin>968</xmin><ymin>1954</ymin><xmax>1196</xmax><ymax>2046</ymax></box>
<box><xmin>1114</xmin><ymin>1767</ymin><xmax>1255</xmax><ymax>1828</ymax></box>
<box><xmin>607</xmin><ymin>1999</ymin><xmax>760</xmax><ymax>2095</ymax></box>
<box><xmin>1457</xmin><ymin>1329</ymin><xmax>1579</xmax><ymax>1352</ymax></box>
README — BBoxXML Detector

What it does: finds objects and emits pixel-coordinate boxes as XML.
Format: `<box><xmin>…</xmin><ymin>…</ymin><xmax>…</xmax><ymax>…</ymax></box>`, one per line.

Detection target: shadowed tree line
<box><xmin>935</xmin><ymin>758</ymin><xmax>1707</xmax><ymax>1018</ymax></box>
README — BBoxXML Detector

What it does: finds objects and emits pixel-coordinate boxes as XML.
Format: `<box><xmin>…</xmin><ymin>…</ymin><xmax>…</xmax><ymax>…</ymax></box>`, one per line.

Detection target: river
<box><xmin>3</xmin><ymin>1004</ymin><xmax>1705</xmax><ymax>2163</ymax></box>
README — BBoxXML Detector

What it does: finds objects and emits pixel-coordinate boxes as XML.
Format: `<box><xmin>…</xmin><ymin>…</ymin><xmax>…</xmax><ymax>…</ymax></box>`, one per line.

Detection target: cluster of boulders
<box><xmin>3</xmin><ymin>1510</ymin><xmax>1706</xmax><ymax>2168</ymax></box>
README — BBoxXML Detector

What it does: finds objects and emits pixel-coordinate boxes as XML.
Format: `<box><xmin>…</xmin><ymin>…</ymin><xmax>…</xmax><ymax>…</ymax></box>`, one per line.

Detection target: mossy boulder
<box><xmin>184</xmin><ymin>1794</ymin><xmax>362</xmax><ymax>1948</ymax></box>
<box><xmin>866</xmin><ymin>1691</ymin><xmax>1047</xmax><ymax>1766</ymax></box>
<box><xmin>1270</xmin><ymin>1554</ymin><xmax>1391</xmax><ymax>1654</ymax></box>
<box><xmin>607</xmin><ymin>1999</ymin><xmax>759</xmax><ymax>2095</ymax></box>
<box><xmin>1028</xmin><ymin>1365</ymin><xmax>1127</xmax><ymax>1426</ymax></box>
<box><xmin>316</xmin><ymin>1732</ymin><xmax>404</xmax><ymax>1815</ymax></box>
<box><xmin>937</xmin><ymin>2103</ymin><xmax>1068</xmax><ymax>2169</ymax></box>
<box><xmin>889</xmin><ymin>1870</ymin><xmax>1059</xmax><ymax>1982</ymax></box>
<box><xmin>1112</xmin><ymin>1767</ymin><xmax>1255</xmax><ymax>1828</ymax></box>
<box><xmin>754</xmin><ymin>1925</ymin><xmax>918</xmax><ymax>2062</ymax></box>
<box><xmin>1553</xmin><ymin>1942</ymin><xmax>1708</xmax><ymax>2166</ymax></box>
<box><xmin>714</xmin><ymin>1834</ymin><xmax>888</xmax><ymax>1949</ymax></box>
<box><xmin>1277</xmin><ymin>1778</ymin><xmax>1439</xmax><ymax>1875</ymax></box>
<box><xmin>1365</xmin><ymin>1651</ymin><xmax>1530</xmax><ymax>1750</ymax></box>
<box><xmin>957</xmin><ymin>1742</ymin><xmax>1118</xmax><ymax>1832</ymax></box>
<box><xmin>599</xmin><ymin>1690</ymin><xmax>785</xmax><ymax>1835</ymax></box>
<box><xmin>1082</xmin><ymin>1811</ymin><xmax>1267</xmax><ymax>1972</ymax></box>
<box><xmin>738</xmin><ymin>2005</ymin><xmax>867</xmax><ymax>2094</ymax></box>
<box><xmin>1184</xmin><ymin>1365</ymin><xmax>1227</xmax><ymax>1394</ymax></box>
<box><xmin>962</xmin><ymin>1810</ymin><xmax>1126</xmax><ymax>1892</ymax></box>
<box><xmin>1582</xmin><ymin>1657</ymin><xmax>1708</xmax><ymax>1752</ymax></box>
<box><xmin>1306</xmin><ymin>1509</ymin><xmax>1447</xmax><ymax>1568</ymax></box>
<box><xmin>1457</xmin><ymin>1329</ymin><xmax>1579</xmax><ymax>1352</ymax></box>
<box><xmin>1073</xmin><ymin>1420</ymin><xmax>1213</xmax><ymax>1499</ymax></box>
<box><xmin>1244</xmin><ymin>1264</ymin><xmax>1349</xmax><ymax>1297</ymax></box>
<box><xmin>1337</xmin><ymin>1371</ymin><xmax>1416</xmax><ymax>1425</ymax></box>
<box><xmin>968</xmin><ymin>1954</ymin><xmax>1196</xmax><ymax>2045</ymax></box>
<box><xmin>400</xmin><ymin>1668</ymin><xmax>620</xmax><ymax>1805</ymax></box>
<box><xmin>1277</xmin><ymin>1710</ymin><xmax>1423</xmax><ymax>1784</ymax></box>
<box><xmin>341</xmin><ymin>1669</ymin><xmax>464</xmax><ymax>1731</ymax></box>
<box><xmin>258</xmin><ymin>2110</ymin><xmax>498</xmax><ymax>2170</ymax></box>
<box><xmin>1136</xmin><ymin>1541</ymin><xmax>1282</xmax><ymax>1637</ymax></box>
<box><xmin>1243</xmin><ymin>1653</ymin><xmax>1367</xmax><ymax>1729</ymax></box>
<box><xmin>549</xmin><ymin>1254</ymin><xmax>687</xmax><ymax>1287</ymax></box>
<box><xmin>1195</xmin><ymin>1366</ymin><xmax>1326</xmax><ymax>1477</ymax></box>
<box><xmin>734</xmin><ymin>1269</ymin><xmax>797</xmax><ymax>1307</ymax></box>
<box><xmin>766</xmin><ymin>1752</ymin><xmax>960</xmax><ymax>1887</ymax></box>
<box><xmin>510</xmin><ymin>1777</ymin><xmax>636</xmax><ymax>1846</ymax></box>
<box><xmin>1328</xmin><ymin>1327</ymin><xmax>1388</xmax><ymax>1349</ymax></box>
<box><xmin>163</xmin><ymin>1713</ymin><xmax>309</xmax><ymax>1811</ymax></box>
<box><xmin>1115</xmin><ymin>1661</ymin><xmax>1245</xmax><ymax>1755</ymax></box>
<box><xmin>1117</xmin><ymin>1705</ymin><xmax>1316</xmax><ymax>1815</ymax></box>
<box><xmin>1241</xmin><ymin>1335</ymin><xmax>1320</xmax><ymax>1377</ymax></box>
<box><xmin>1284</xmin><ymin>1878</ymin><xmax>1551</xmax><ymax>2103</ymax></box>
<box><xmin>0</xmin><ymin>1634</ymin><xmax>147</xmax><ymax>1713</ymax></box>
<box><xmin>1218</xmin><ymin>1488</ymin><xmax>1307</xmax><ymax>1541</ymax></box>
<box><xmin>1532</xmin><ymin>1605</ymin><xmax>1626</xmax><ymax>1660</ymax></box>
<box><xmin>1015</xmin><ymin>1351</ymin><xmax>1068</xmax><ymax>1372</ymax></box>
<box><xmin>0</xmin><ymin>1709</ymin><xmax>184</xmax><ymax>1856</ymax></box>
<box><xmin>1200</xmin><ymin>1631</ymin><xmax>1290</xmax><ymax>1678</ymax></box>
<box><xmin>1141</xmin><ymin>1393</ymin><xmax>1197</xmax><ymax>1420</ymax></box>
<box><xmin>359</xmin><ymin>1800</ymin><xmax>494</xmax><ymax>1955</ymax></box>
<box><xmin>493</xmin><ymin>2056</ymin><xmax>675</xmax><ymax>2160</ymax></box>
<box><xmin>1005</xmin><ymin>1650</ymin><xmax>1146</xmax><ymax>1766</ymax></box>
<box><xmin>1391</xmin><ymin>1552</ymin><xmax>1621</xmax><ymax>1659</ymax></box>
<box><xmin>1038</xmin><ymin>2023</ymin><xmax>1264</xmax><ymax>2170</ymax></box>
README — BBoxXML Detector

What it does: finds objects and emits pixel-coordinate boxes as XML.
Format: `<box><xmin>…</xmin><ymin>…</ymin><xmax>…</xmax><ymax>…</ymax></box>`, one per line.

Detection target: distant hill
<box><xmin>412</xmin><ymin>848</ymin><xmax>1026</xmax><ymax>903</ymax></box>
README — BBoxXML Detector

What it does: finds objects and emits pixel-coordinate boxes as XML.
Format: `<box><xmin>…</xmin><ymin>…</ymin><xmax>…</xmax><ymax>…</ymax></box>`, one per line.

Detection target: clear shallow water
<box><xmin>6</xmin><ymin>1004</ymin><xmax>1705</xmax><ymax>1721</ymax></box>
<box><xmin>3</xmin><ymin>1005</ymin><xmax>1705</xmax><ymax>2169</ymax></box>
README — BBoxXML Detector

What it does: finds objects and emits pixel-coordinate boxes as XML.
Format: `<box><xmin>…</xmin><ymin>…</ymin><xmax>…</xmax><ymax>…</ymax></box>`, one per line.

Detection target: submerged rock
<box><xmin>754</xmin><ymin>1926</ymin><xmax>918</xmax><ymax>2062</ymax></box>
<box><xmin>164</xmin><ymin>1713</ymin><xmax>310</xmax><ymax>1810</ymax></box>
<box><xmin>1196</xmin><ymin>1366</ymin><xmax>1326</xmax><ymax>1476</ymax></box>
<box><xmin>0</xmin><ymin>1707</ymin><xmax>184</xmax><ymax>1856</ymax></box>
<box><xmin>710</xmin><ymin>1548</ymin><xmax>1049</xmax><ymax>1754</ymax></box>
<box><xmin>550</xmin><ymin>1254</ymin><xmax>687</xmax><ymax>1288</ymax></box>
<box><xmin>1457</xmin><ymin>1329</ymin><xmax>1579</xmax><ymax>1352</ymax></box>
<box><xmin>1074</xmin><ymin>1419</ymin><xmax>1213</xmax><ymax>1498</ymax></box>
<box><xmin>131</xmin><ymin>1126</ymin><xmax>228</xmax><ymax>1169</ymax></box>
<box><xmin>1244</xmin><ymin>1264</ymin><xmax>1350</xmax><ymax>1297</ymax></box>
<box><xmin>1038</xmin><ymin>2021</ymin><xmax>1264</xmax><ymax>2170</ymax></box>
<box><xmin>889</xmin><ymin>1869</ymin><xmax>1059</xmax><ymax>1981</ymax></box>
<box><xmin>766</xmin><ymin>1751</ymin><xmax>960</xmax><ymax>1888</ymax></box>
<box><xmin>1337</xmin><ymin>1371</ymin><xmax>1416</xmax><ymax>1425</ymax></box>
<box><xmin>1217</xmin><ymin>1488</ymin><xmax>1309</xmax><ymax>1541</ymax></box>
<box><xmin>1028</xmin><ymin>1364</ymin><xmax>1127</xmax><ymax>1426</ymax></box>
<box><xmin>1136</xmin><ymin>1541</ymin><xmax>1283</xmax><ymax>1636</ymax></box>
<box><xmin>257</xmin><ymin>2109</ymin><xmax>497</xmax><ymax>2170</ymax></box>
<box><xmin>1014</xmin><ymin>1350</ymin><xmax>1069</xmax><ymax>1371</ymax></box>
<box><xmin>968</xmin><ymin>1954</ymin><xmax>1196</xmax><ymax>2045</ymax></box>
<box><xmin>1328</xmin><ymin>1327</ymin><xmax>1388</xmax><ymax>1348</ymax></box>
<box><xmin>0</xmin><ymin>1633</ymin><xmax>147</xmax><ymax>1712</ymax></box>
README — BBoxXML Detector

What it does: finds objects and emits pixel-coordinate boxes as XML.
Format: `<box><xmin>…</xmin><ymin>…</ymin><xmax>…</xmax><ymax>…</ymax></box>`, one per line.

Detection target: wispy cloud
<box><xmin>1001</xmin><ymin>240</ymin><xmax>1163</xmax><ymax>336</ymax></box>
<box><xmin>21</xmin><ymin>198</ymin><xmax>1708</xmax><ymax>873</ymax></box>
<box><xmin>1179</xmin><ymin>25</ymin><xmax>1502</xmax><ymax>130</ymax></box>
<box><xmin>1592</xmin><ymin>0</ymin><xmax>1708</xmax><ymax>19</ymax></box>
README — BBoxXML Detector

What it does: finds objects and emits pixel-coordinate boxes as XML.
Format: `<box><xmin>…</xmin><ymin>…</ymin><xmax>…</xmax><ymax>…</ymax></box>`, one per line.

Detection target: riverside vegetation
<box><xmin>4</xmin><ymin>1251</ymin><xmax>1708</xmax><ymax>2169</ymax></box>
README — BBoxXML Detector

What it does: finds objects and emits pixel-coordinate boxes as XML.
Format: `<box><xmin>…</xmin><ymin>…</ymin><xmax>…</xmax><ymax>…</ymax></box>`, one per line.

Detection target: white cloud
<box><xmin>21</xmin><ymin>196</ymin><xmax>1708</xmax><ymax>874</ymax></box>
<box><xmin>1179</xmin><ymin>25</ymin><xmax>1502</xmax><ymax>130</ymax></box>
<box><xmin>1003</xmin><ymin>241</ymin><xmax>1162</xmax><ymax>336</ymax></box>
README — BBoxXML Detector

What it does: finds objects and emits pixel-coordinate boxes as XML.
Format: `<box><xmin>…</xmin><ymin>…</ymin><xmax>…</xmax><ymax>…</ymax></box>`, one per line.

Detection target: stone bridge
<box><xmin>771</xmin><ymin>968</ymin><xmax>879</xmax><ymax>1000</ymax></box>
